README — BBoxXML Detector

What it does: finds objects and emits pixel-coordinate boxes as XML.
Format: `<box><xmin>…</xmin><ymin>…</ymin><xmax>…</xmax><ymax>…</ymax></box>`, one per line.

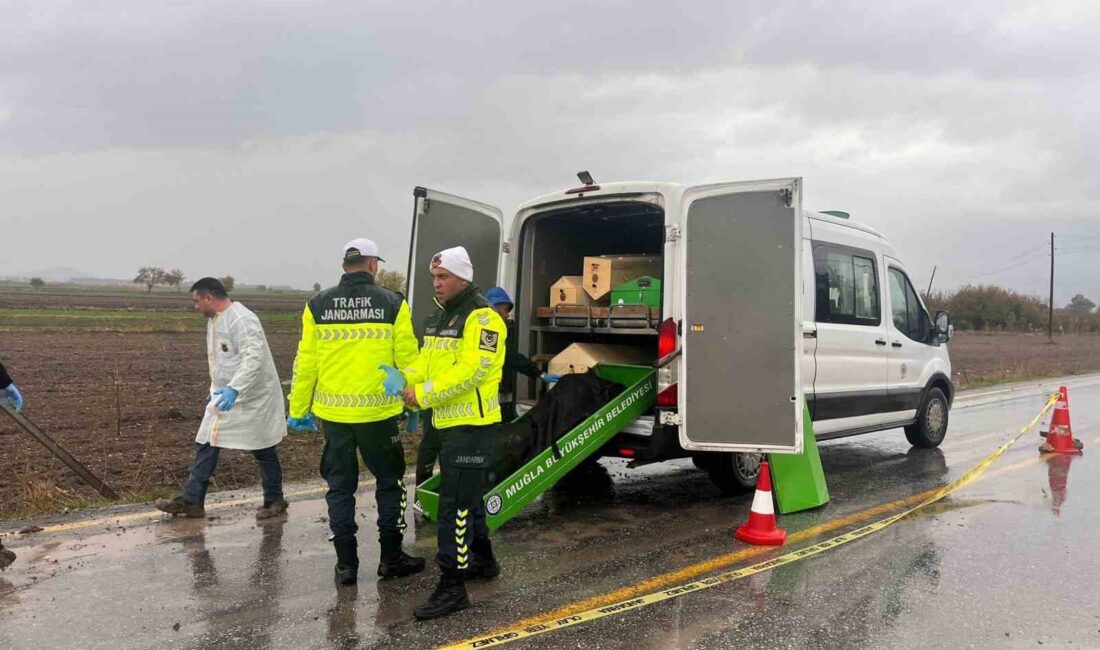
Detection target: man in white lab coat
<box><xmin>156</xmin><ymin>277</ymin><xmax>289</xmax><ymax>519</ymax></box>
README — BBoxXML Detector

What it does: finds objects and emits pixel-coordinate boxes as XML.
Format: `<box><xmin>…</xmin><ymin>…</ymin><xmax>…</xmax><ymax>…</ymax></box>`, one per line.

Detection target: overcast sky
<box><xmin>2</xmin><ymin>1</ymin><xmax>1098</xmax><ymax>302</ymax></box>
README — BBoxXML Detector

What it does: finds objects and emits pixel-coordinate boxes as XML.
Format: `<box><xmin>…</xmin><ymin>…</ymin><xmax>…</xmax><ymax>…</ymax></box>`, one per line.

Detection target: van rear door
<box><xmin>407</xmin><ymin>187</ymin><xmax>503</xmax><ymax>335</ymax></box>
<box><xmin>678</xmin><ymin>178</ymin><xmax>804</xmax><ymax>453</ymax></box>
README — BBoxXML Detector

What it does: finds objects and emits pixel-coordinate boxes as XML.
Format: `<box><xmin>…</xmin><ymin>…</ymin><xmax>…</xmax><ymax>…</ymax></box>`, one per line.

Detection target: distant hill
<box><xmin>6</xmin><ymin>267</ymin><xmax>95</xmax><ymax>283</ymax></box>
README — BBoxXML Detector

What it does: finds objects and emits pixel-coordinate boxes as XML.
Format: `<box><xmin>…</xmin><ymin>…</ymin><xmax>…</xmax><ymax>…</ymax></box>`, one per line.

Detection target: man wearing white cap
<box><xmin>287</xmin><ymin>238</ymin><xmax>425</xmax><ymax>585</ymax></box>
<box><xmin>380</xmin><ymin>245</ymin><xmax>507</xmax><ymax>620</ymax></box>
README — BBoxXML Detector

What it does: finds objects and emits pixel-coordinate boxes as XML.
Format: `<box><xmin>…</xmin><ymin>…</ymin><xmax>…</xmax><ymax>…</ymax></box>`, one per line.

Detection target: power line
<box><xmin>970</xmin><ymin>256</ymin><xmax>1047</xmax><ymax>279</ymax></box>
<box><xmin>1055</xmin><ymin>244</ymin><xmax>1100</xmax><ymax>253</ymax></box>
<box><xmin>999</xmin><ymin>242</ymin><xmax>1049</xmax><ymax>263</ymax></box>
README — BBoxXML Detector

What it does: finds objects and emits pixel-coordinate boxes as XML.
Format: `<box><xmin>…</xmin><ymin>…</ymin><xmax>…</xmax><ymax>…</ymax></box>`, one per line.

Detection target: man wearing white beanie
<box><xmin>380</xmin><ymin>245</ymin><xmax>507</xmax><ymax>619</ymax></box>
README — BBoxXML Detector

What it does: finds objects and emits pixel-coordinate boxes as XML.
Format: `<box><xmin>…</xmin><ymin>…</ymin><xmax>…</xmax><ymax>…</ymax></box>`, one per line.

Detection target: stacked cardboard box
<box><xmin>548</xmin><ymin>255</ymin><xmax>662</xmax><ymax>307</ymax></box>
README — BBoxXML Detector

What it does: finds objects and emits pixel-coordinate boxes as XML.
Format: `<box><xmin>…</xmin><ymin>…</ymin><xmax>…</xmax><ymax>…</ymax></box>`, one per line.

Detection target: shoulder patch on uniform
<box><xmin>477</xmin><ymin>312</ymin><xmax>490</xmax><ymax>326</ymax></box>
<box><xmin>479</xmin><ymin>329</ymin><xmax>499</xmax><ymax>353</ymax></box>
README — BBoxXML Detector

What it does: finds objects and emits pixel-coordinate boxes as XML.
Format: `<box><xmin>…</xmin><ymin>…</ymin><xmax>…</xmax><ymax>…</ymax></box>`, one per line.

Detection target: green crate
<box><xmin>611</xmin><ymin>276</ymin><xmax>661</xmax><ymax>309</ymax></box>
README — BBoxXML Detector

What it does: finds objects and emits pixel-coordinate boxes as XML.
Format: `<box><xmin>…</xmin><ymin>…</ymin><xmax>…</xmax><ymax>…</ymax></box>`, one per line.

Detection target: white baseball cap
<box><xmin>342</xmin><ymin>238</ymin><xmax>385</xmax><ymax>263</ymax></box>
<box><xmin>430</xmin><ymin>246</ymin><xmax>474</xmax><ymax>282</ymax></box>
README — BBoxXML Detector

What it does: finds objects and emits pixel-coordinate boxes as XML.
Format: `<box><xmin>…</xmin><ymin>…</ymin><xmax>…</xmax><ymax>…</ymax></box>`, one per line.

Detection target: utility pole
<box><xmin>925</xmin><ymin>265</ymin><xmax>937</xmax><ymax>295</ymax></box>
<box><xmin>1048</xmin><ymin>232</ymin><xmax>1055</xmax><ymax>342</ymax></box>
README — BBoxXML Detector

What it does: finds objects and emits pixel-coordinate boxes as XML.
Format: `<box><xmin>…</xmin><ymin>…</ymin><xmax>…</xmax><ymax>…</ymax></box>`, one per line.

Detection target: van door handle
<box><xmin>803</xmin><ymin>330</ymin><xmax>817</xmax><ymax>339</ymax></box>
<box><xmin>875</xmin><ymin>339</ymin><xmax>887</xmax><ymax>346</ymax></box>
<box><xmin>892</xmin><ymin>342</ymin><xmax>903</xmax><ymax>348</ymax></box>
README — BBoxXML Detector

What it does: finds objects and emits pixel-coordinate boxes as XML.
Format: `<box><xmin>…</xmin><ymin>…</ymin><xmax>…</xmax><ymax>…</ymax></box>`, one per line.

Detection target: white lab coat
<box><xmin>195</xmin><ymin>302</ymin><xmax>287</xmax><ymax>450</ymax></box>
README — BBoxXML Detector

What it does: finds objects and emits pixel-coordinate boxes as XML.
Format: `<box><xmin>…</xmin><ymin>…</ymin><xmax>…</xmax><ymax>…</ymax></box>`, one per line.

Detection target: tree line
<box><xmin>126</xmin><ymin>267</ymin><xmax>408</xmax><ymax>295</ymax></box>
<box><xmin>923</xmin><ymin>285</ymin><xmax>1100</xmax><ymax>334</ymax></box>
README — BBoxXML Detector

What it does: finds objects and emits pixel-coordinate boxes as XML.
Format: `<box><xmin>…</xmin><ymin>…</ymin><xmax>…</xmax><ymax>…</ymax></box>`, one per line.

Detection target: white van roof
<box><xmin>516</xmin><ymin>181</ymin><xmax>679</xmax><ymax>212</ymax></box>
<box><xmin>805</xmin><ymin>210</ymin><xmax>886</xmax><ymax>240</ymax></box>
<box><xmin>515</xmin><ymin>180</ymin><xmax>900</xmax><ymax>259</ymax></box>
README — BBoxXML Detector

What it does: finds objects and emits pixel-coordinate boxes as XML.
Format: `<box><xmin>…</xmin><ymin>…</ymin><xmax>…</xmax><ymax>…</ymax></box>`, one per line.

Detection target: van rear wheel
<box><xmin>702</xmin><ymin>452</ymin><xmax>762</xmax><ymax>494</ymax></box>
<box><xmin>904</xmin><ymin>387</ymin><xmax>949</xmax><ymax>448</ymax></box>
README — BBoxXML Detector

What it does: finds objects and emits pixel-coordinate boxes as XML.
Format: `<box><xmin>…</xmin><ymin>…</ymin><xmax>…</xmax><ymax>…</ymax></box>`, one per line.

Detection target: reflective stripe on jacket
<box><xmin>288</xmin><ymin>272</ymin><xmax>419</xmax><ymax>423</ymax></box>
<box><xmin>403</xmin><ymin>286</ymin><xmax>506</xmax><ymax>429</ymax></box>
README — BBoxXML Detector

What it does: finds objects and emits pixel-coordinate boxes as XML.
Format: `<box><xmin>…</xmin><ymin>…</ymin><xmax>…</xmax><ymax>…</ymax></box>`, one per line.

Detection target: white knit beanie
<box><xmin>430</xmin><ymin>246</ymin><xmax>474</xmax><ymax>283</ymax></box>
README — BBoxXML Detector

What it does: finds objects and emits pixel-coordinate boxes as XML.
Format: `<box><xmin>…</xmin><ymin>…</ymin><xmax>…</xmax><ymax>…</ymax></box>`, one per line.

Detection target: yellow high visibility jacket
<box><xmin>288</xmin><ymin>272</ymin><xmax>419</xmax><ymax>423</ymax></box>
<box><xmin>403</xmin><ymin>287</ymin><xmax>506</xmax><ymax>429</ymax></box>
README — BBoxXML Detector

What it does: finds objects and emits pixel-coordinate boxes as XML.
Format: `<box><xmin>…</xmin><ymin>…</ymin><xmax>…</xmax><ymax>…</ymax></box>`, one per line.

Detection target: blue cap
<box><xmin>486</xmin><ymin>287</ymin><xmax>513</xmax><ymax>306</ymax></box>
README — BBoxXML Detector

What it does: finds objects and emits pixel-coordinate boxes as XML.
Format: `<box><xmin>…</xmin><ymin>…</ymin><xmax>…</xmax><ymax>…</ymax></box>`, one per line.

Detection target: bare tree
<box><xmin>313</xmin><ymin>282</ymin><xmax>322</xmax><ymax>293</ymax></box>
<box><xmin>133</xmin><ymin>267</ymin><xmax>167</xmax><ymax>293</ymax></box>
<box><xmin>29</xmin><ymin>277</ymin><xmax>45</xmax><ymax>288</ymax></box>
<box><xmin>219</xmin><ymin>275</ymin><xmax>236</xmax><ymax>292</ymax></box>
<box><xmin>376</xmin><ymin>269</ymin><xmax>407</xmax><ymax>294</ymax></box>
<box><xmin>164</xmin><ymin>268</ymin><xmax>186</xmax><ymax>292</ymax></box>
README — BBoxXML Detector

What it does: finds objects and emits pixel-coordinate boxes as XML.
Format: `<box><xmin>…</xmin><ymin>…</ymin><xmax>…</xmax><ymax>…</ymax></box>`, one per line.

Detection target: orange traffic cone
<box><xmin>1039</xmin><ymin>386</ymin><xmax>1083</xmax><ymax>454</ymax></box>
<box><xmin>735</xmin><ymin>461</ymin><xmax>787</xmax><ymax>546</ymax></box>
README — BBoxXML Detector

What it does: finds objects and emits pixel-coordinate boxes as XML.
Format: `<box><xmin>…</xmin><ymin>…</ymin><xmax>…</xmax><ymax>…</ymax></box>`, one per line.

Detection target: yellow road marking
<box><xmin>445</xmin><ymin>394</ymin><xmax>1066</xmax><ymax>649</ymax></box>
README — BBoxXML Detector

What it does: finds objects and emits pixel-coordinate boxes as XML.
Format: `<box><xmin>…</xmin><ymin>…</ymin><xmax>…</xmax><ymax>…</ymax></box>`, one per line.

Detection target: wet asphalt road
<box><xmin>2</xmin><ymin>376</ymin><xmax>1099</xmax><ymax>649</ymax></box>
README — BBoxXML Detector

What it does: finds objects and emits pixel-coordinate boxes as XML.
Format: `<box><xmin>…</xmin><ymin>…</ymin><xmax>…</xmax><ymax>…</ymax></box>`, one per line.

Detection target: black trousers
<box><xmin>500</xmin><ymin>400</ymin><xmax>518</xmax><ymax>423</ymax></box>
<box><xmin>319</xmin><ymin>417</ymin><xmax>408</xmax><ymax>545</ymax></box>
<box><xmin>414</xmin><ymin>412</ymin><xmax>442</xmax><ymax>486</ymax></box>
<box><xmin>436</xmin><ymin>423</ymin><xmax>497</xmax><ymax>572</ymax></box>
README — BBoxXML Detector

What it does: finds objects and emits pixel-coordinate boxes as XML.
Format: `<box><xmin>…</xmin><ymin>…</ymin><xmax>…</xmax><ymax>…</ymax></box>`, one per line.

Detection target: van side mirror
<box><xmin>934</xmin><ymin>311</ymin><xmax>951</xmax><ymax>343</ymax></box>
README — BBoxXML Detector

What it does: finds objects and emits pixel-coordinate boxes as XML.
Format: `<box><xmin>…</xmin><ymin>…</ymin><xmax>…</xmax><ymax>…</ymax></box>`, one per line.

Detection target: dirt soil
<box><xmin>0</xmin><ymin>330</ymin><xmax>418</xmax><ymax>519</ymax></box>
<box><xmin>0</xmin><ymin>288</ymin><xmax>305</xmax><ymax>312</ymax></box>
<box><xmin>947</xmin><ymin>331</ymin><xmax>1100</xmax><ymax>389</ymax></box>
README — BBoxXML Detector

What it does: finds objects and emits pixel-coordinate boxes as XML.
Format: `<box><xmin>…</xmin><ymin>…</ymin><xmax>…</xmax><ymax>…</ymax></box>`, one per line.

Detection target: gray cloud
<box><xmin>1</xmin><ymin>0</ymin><xmax>1098</xmax><ymax>302</ymax></box>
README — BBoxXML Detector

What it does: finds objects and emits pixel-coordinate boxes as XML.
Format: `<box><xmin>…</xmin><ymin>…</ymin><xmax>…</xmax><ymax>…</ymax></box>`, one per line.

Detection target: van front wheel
<box><xmin>904</xmin><ymin>387</ymin><xmax>949</xmax><ymax>448</ymax></box>
<box><xmin>703</xmin><ymin>452</ymin><xmax>762</xmax><ymax>494</ymax></box>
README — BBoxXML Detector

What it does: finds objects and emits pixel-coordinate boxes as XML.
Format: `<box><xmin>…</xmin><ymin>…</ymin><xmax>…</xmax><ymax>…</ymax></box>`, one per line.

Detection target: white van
<box><xmin>406</xmin><ymin>176</ymin><xmax>953</xmax><ymax>491</ymax></box>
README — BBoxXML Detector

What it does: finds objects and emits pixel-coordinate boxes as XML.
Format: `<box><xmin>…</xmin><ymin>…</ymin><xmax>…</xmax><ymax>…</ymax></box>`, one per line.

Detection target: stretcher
<box><xmin>416</xmin><ymin>364</ymin><xmax>655</xmax><ymax>531</ymax></box>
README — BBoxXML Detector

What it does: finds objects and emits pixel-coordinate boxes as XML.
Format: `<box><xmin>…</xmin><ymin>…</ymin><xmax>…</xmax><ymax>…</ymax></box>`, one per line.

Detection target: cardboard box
<box><xmin>611</xmin><ymin>276</ymin><xmax>662</xmax><ymax>309</ymax></box>
<box><xmin>548</xmin><ymin>343</ymin><xmax>651</xmax><ymax>376</ymax></box>
<box><xmin>549</xmin><ymin>275</ymin><xmax>592</xmax><ymax>307</ymax></box>
<box><xmin>583</xmin><ymin>255</ymin><xmax>662</xmax><ymax>301</ymax></box>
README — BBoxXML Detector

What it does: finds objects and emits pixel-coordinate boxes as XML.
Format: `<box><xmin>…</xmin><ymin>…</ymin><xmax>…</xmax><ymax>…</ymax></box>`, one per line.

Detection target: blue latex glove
<box><xmin>287</xmin><ymin>414</ymin><xmax>317</xmax><ymax>432</ymax></box>
<box><xmin>212</xmin><ymin>387</ymin><xmax>239</xmax><ymax>412</ymax></box>
<box><xmin>379</xmin><ymin>364</ymin><xmax>406</xmax><ymax>397</ymax></box>
<box><xmin>541</xmin><ymin>373</ymin><xmax>562</xmax><ymax>384</ymax></box>
<box><xmin>405</xmin><ymin>410</ymin><xmax>420</xmax><ymax>433</ymax></box>
<box><xmin>2</xmin><ymin>384</ymin><xmax>24</xmax><ymax>412</ymax></box>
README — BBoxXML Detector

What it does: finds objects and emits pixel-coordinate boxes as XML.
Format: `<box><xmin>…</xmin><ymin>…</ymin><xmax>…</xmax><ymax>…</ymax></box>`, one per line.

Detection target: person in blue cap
<box><xmin>485</xmin><ymin>287</ymin><xmax>560</xmax><ymax>421</ymax></box>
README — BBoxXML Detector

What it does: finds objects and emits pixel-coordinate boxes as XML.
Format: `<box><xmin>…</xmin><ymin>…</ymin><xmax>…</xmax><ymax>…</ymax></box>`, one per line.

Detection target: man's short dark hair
<box><xmin>190</xmin><ymin>277</ymin><xmax>228</xmax><ymax>298</ymax></box>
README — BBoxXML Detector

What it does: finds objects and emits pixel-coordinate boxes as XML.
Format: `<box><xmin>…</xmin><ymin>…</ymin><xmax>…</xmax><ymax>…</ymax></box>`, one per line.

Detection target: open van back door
<box><xmin>407</xmin><ymin>187</ymin><xmax>503</xmax><ymax>335</ymax></box>
<box><xmin>678</xmin><ymin>178</ymin><xmax>803</xmax><ymax>453</ymax></box>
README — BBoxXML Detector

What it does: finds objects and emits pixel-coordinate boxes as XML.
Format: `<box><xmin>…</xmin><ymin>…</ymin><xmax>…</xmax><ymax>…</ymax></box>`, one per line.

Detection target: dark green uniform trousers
<box><xmin>436</xmin><ymin>423</ymin><xmax>497</xmax><ymax>572</ymax></box>
<box><xmin>414</xmin><ymin>412</ymin><xmax>442</xmax><ymax>486</ymax></box>
<box><xmin>319</xmin><ymin>417</ymin><xmax>408</xmax><ymax>547</ymax></box>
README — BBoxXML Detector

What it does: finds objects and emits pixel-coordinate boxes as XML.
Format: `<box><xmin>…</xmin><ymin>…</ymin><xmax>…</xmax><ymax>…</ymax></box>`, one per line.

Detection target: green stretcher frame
<box><xmin>415</xmin><ymin>364</ymin><xmax>656</xmax><ymax>531</ymax></box>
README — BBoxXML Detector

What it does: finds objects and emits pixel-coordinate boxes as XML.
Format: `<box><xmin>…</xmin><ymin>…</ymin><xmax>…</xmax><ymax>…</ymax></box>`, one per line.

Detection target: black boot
<box><xmin>467</xmin><ymin>538</ymin><xmax>500</xmax><ymax>581</ymax></box>
<box><xmin>377</xmin><ymin>532</ymin><xmax>426</xmax><ymax>579</ymax></box>
<box><xmin>333</xmin><ymin>537</ymin><xmax>359</xmax><ymax>586</ymax></box>
<box><xmin>413</xmin><ymin>570</ymin><xmax>469</xmax><ymax>620</ymax></box>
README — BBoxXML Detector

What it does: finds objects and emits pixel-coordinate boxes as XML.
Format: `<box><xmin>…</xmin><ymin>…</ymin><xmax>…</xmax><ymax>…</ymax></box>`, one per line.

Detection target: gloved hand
<box><xmin>2</xmin><ymin>384</ymin><xmax>24</xmax><ymax>413</ymax></box>
<box><xmin>541</xmin><ymin>373</ymin><xmax>562</xmax><ymax>384</ymax></box>
<box><xmin>379</xmin><ymin>365</ymin><xmax>406</xmax><ymax>396</ymax></box>
<box><xmin>212</xmin><ymin>387</ymin><xmax>239</xmax><ymax>412</ymax></box>
<box><xmin>405</xmin><ymin>410</ymin><xmax>420</xmax><ymax>433</ymax></box>
<box><xmin>287</xmin><ymin>414</ymin><xmax>318</xmax><ymax>432</ymax></box>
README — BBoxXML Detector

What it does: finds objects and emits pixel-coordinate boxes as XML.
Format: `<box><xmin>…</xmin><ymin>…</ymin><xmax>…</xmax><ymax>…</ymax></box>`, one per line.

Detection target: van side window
<box><xmin>888</xmin><ymin>268</ymin><xmax>929</xmax><ymax>342</ymax></box>
<box><xmin>813</xmin><ymin>243</ymin><xmax>880</xmax><ymax>326</ymax></box>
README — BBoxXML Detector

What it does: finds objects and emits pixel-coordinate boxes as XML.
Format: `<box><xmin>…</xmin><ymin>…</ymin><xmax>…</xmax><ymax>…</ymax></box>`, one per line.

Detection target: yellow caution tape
<box><xmin>444</xmin><ymin>392</ymin><xmax>1062</xmax><ymax>649</ymax></box>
